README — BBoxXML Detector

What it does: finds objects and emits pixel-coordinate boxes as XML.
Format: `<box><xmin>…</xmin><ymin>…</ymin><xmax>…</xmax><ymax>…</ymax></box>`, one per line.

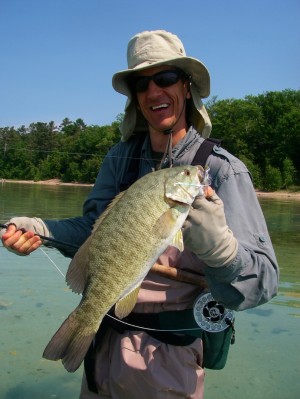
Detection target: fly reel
<box><xmin>193</xmin><ymin>292</ymin><xmax>234</xmax><ymax>332</ymax></box>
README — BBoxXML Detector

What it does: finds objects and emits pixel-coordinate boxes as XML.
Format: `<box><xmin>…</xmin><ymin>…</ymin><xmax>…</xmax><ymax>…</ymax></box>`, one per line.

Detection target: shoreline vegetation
<box><xmin>1</xmin><ymin>91</ymin><xmax>299</xmax><ymax>191</ymax></box>
<box><xmin>2</xmin><ymin>178</ymin><xmax>300</xmax><ymax>199</ymax></box>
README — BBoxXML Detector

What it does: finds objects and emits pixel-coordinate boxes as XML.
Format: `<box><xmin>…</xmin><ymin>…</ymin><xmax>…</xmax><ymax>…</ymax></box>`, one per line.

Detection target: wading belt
<box><xmin>106</xmin><ymin>308</ymin><xmax>202</xmax><ymax>344</ymax></box>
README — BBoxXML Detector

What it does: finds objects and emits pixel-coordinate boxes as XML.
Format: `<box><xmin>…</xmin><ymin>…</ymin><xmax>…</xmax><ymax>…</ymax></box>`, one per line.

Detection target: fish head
<box><xmin>165</xmin><ymin>165</ymin><xmax>208</xmax><ymax>205</ymax></box>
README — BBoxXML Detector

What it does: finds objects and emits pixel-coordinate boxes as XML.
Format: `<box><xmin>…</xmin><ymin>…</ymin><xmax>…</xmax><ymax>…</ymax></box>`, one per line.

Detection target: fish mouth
<box><xmin>167</xmin><ymin>198</ymin><xmax>191</xmax><ymax>207</ymax></box>
<box><xmin>197</xmin><ymin>165</ymin><xmax>211</xmax><ymax>186</ymax></box>
<box><xmin>170</xmin><ymin>182</ymin><xmax>202</xmax><ymax>205</ymax></box>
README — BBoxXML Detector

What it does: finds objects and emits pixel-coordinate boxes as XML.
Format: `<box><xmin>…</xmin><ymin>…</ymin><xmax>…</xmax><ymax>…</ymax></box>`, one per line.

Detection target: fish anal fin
<box><xmin>115</xmin><ymin>286</ymin><xmax>140</xmax><ymax>319</ymax></box>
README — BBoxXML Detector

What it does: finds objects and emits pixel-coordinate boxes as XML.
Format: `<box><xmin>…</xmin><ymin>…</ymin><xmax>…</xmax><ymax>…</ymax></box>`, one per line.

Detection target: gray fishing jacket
<box><xmin>45</xmin><ymin>127</ymin><xmax>279</xmax><ymax>311</ymax></box>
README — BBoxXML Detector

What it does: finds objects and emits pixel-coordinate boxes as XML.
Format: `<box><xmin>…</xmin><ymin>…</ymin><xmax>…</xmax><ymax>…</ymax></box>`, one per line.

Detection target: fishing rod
<box><xmin>0</xmin><ymin>221</ymin><xmax>209</xmax><ymax>287</ymax></box>
<box><xmin>0</xmin><ymin>223</ymin><xmax>80</xmax><ymax>249</ymax></box>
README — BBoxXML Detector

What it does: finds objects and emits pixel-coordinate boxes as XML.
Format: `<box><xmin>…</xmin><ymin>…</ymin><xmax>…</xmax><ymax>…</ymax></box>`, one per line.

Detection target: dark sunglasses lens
<box><xmin>154</xmin><ymin>71</ymin><xmax>181</xmax><ymax>87</ymax></box>
<box><xmin>135</xmin><ymin>77</ymin><xmax>150</xmax><ymax>93</ymax></box>
<box><xmin>134</xmin><ymin>70</ymin><xmax>181</xmax><ymax>93</ymax></box>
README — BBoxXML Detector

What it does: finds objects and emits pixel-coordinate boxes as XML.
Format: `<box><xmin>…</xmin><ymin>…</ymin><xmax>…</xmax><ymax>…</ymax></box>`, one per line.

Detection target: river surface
<box><xmin>0</xmin><ymin>182</ymin><xmax>299</xmax><ymax>399</ymax></box>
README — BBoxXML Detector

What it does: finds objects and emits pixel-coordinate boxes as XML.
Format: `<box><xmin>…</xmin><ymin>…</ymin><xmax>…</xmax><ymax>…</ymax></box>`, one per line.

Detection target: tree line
<box><xmin>0</xmin><ymin>89</ymin><xmax>299</xmax><ymax>191</ymax></box>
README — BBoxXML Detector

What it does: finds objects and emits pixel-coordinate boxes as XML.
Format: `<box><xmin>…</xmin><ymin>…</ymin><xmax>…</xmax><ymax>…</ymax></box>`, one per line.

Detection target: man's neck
<box><xmin>149</xmin><ymin>126</ymin><xmax>187</xmax><ymax>152</ymax></box>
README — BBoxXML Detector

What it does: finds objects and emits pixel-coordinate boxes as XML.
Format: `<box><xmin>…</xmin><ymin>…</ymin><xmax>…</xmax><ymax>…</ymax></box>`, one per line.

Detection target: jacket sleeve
<box><xmin>44</xmin><ymin>144</ymin><xmax>123</xmax><ymax>258</ymax></box>
<box><xmin>203</xmin><ymin>150</ymin><xmax>279</xmax><ymax>311</ymax></box>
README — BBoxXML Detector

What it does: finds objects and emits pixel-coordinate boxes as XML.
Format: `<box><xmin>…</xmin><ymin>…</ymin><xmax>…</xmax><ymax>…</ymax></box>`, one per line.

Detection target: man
<box><xmin>1</xmin><ymin>30</ymin><xmax>278</xmax><ymax>398</ymax></box>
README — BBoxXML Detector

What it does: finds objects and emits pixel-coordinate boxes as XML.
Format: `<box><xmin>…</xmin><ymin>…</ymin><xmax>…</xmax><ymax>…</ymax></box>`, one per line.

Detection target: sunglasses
<box><xmin>130</xmin><ymin>69</ymin><xmax>188</xmax><ymax>93</ymax></box>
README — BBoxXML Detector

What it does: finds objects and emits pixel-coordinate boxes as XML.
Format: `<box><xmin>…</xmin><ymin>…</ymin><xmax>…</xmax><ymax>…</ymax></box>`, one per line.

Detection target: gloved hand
<box><xmin>3</xmin><ymin>217</ymin><xmax>50</xmax><ymax>236</ymax></box>
<box><xmin>182</xmin><ymin>192</ymin><xmax>238</xmax><ymax>268</ymax></box>
<box><xmin>0</xmin><ymin>217</ymin><xmax>50</xmax><ymax>256</ymax></box>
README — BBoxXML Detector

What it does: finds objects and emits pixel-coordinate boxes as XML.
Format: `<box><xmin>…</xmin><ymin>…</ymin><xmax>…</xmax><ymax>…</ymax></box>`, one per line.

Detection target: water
<box><xmin>0</xmin><ymin>183</ymin><xmax>299</xmax><ymax>399</ymax></box>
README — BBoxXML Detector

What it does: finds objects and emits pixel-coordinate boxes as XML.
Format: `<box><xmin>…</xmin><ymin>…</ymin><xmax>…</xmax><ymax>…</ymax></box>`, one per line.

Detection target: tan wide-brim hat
<box><xmin>112</xmin><ymin>30</ymin><xmax>212</xmax><ymax>141</ymax></box>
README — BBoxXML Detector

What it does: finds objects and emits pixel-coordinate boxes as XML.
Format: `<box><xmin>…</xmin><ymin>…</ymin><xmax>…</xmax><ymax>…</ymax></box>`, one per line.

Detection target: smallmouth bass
<box><xmin>43</xmin><ymin>165</ymin><xmax>206</xmax><ymax>372</ymax></box>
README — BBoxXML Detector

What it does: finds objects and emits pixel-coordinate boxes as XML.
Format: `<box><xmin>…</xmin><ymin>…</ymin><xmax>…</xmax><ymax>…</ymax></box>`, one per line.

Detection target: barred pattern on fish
<box><xmin>43</xmin><ymin>165</ymin><xmax>206</xmax><ymax>372</ymax></box>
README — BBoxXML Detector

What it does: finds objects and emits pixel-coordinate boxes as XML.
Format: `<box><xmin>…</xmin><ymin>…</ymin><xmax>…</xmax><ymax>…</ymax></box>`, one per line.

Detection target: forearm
<box><xmin>206</xmin><ymin>169</ymin><xmax>279</xmax><ymax>310</ymax></box>
<box><xmin>44</xmin><ymin>216</ymin><xmax>93</xmax><ymax>258</ymax></box>
<box><xmin>204</xmin><ymin>242</ymin><xmax>279</xmax><ymax>310</ymax></box>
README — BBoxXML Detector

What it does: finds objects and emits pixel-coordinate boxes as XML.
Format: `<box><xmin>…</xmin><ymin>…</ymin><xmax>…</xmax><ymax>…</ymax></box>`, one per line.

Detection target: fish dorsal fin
<box><xmin>67</xmin><ymin>191</ymin><xmax>127</xmax><ymax>293</ymax></box>
<box><xmin>92</xmin><ymin>191</ymin><xmax>126</xmax><ymax>232</ymax></box>
<box><xmin>171</xmin><ymin>229</ymin><xmax>184</xmax><ymax>252</ymax></box>
<box><xmin>66</xmin><ymin>237</ymin><xmax>92</xmax><ymax>294</ymax></box>
<box><xmin>115</xmin><ymin>286</ymin><xmax>140</xmax><ymax>319</ymax></box>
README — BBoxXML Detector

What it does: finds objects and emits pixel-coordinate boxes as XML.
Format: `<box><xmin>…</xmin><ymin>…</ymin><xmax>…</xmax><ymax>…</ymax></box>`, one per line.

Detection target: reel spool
<box><xmin>193</xmin><ymin>292</ymin><xmax>234</xmax><ymax>332</ymax></box>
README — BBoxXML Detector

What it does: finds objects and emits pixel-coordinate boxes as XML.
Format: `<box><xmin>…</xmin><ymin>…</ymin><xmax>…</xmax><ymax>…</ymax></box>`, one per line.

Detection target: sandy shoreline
<box><xmin>1</xmin><ymin>178</ymin><xmax>93</xmax><ymax>187</ymax></box>
<box><xmin>2</xmin><ymin>178</ymin><xmax>300</xmax><ymax>199</ymax></box>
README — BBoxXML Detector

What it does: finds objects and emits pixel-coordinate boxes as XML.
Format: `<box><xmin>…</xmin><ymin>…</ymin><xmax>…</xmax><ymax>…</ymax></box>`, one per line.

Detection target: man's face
<box><xmin>133</xmin><ymin>66</ymin><xmax>191</xmax><ymax>133</ymax></box>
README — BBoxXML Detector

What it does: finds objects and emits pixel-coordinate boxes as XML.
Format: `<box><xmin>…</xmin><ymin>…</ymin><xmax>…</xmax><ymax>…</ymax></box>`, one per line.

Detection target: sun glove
<box><xmin>182</xmin><ymin>192</ymin><xmax>238</xmax><ymax>268</ymax></box>
<box><xmin>0</xmin><ymin>217</ymin><xmax>51</xmax><ymax>256</ymax></box>
<box><xmin>0</xmin><ymin>217</ymin><xmax>50</xmax><ymax>239</ymax></box>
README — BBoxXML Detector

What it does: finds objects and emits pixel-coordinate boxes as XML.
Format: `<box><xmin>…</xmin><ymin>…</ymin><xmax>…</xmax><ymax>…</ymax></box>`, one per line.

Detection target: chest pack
<box><xmin>119</xmin><ymin>137</ymin><xmax>221</xmax><ymax>192</ymax></box>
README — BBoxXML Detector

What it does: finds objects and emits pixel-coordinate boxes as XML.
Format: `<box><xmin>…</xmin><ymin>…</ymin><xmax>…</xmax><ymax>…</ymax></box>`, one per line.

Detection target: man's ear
<box><xmin>184</xmin><ymin>77</ymin><xmax>192</xmax><ymax>99</ymax></box>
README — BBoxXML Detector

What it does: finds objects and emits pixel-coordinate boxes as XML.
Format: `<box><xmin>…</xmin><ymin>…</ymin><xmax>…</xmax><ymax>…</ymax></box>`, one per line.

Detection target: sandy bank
<box><xmin>1</xmin><ymin>178</ymin><xmax>93</xmax><ymax>187</ymax></box>
<box><xmin>2</xmin><ymin>178</ymin><xmax>300</xmax><ymax>199</ymax></box>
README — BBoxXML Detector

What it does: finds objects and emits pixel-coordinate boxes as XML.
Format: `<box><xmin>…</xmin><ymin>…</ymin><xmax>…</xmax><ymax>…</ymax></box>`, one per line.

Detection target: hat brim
<box><xmin>112</xmin><ymin>56</ymin><xmax>210</xmax><ymax>99</ymax></box>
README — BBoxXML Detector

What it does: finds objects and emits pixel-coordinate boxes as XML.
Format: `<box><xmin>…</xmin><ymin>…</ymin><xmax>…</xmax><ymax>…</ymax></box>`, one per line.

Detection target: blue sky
<box><xmin>0</xmin><ymin>0</ymin><xmax>299</xmax><ymax>128</ymax></box>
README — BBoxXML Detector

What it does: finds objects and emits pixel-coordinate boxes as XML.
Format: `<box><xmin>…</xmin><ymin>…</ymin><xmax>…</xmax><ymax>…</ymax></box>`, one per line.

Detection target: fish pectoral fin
<box><xmin>154</xmin><ymin>209</ymin><xmax>179</xmax><ymax>239</ymax></box>
<box><xmin>171</xmin><ymin>229</ymin><xmax>184</xmax><ymax>252</ymax></box>
<box><xmin>115</xmin><ymin>286</ymin><xmax>140</xmax><ymax>319</ymax></box>
<box><xmin>66</xmin><ymin>238</ymin><xmax>91</xmax><ymax>294</ymax></box>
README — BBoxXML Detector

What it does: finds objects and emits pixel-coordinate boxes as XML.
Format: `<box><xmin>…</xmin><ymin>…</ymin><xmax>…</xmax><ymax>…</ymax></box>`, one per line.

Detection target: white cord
<box><xmin>39</xmin><ymin>247</ymin><xmax>202</xmax><ymax>333</ymax></box>
<box><xmin>39</xmin><ymin>248</ymin><xmax>66</xmax><ymax>279</ymax></box>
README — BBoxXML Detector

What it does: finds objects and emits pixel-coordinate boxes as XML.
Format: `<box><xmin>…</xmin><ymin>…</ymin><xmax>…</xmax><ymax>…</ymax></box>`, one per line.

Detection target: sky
<box><xmin>0</xmin><ymin>0</ymin><xmax>299</xmax><ymax>128</ymax></box>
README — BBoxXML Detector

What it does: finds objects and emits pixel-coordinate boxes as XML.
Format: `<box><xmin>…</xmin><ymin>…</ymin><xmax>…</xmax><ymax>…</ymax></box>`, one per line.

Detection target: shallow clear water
<box><xmin>0</xmin><ymin>183</ymin><xmax>299</xmax><ymax>399</ymax></box>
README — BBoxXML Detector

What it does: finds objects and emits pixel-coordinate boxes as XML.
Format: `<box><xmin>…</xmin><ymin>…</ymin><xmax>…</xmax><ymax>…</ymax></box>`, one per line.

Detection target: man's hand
<box><xmin>182</xmin><ymin>191</ymin><xmax>238</xmax><ymax>268</ymax></box>
<box><xmin>0</xmin><ymin>217</ymin><xmax>49</xmax><ymax>256</ymax></box>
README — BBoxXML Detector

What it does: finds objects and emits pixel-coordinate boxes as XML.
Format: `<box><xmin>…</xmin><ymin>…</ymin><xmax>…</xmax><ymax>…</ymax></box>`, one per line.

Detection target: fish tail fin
<box><xmin>43</xmin><ymin>310</ymin><xmax>97</xmax><ymax>373</ymax></box>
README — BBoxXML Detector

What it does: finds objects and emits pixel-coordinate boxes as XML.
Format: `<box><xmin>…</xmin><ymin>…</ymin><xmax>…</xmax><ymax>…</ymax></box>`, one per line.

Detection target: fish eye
<box><xmin>183</xmin><ymin>169</ymin><xmax>190</xmax><ymax>176</ymax></box>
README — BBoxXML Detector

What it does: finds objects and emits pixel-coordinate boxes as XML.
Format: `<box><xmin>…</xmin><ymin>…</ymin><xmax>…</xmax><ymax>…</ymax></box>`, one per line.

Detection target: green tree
<box><xmin>263</xmin><ymin>164</ymin><xmax>282</xmax><ymax>191</ymax></box>
<box><xmin>282</xmin><ymin>158</ymin><xmax>296</xmax><ymax>189</ymax></box>
<box><xmin>239</xmin><ymin>155</ymin><xmax>262</xmax><ymax>189</ymax></box>
<box><xmin>0</xmin><ymin>90</ymin><xmax>298</xmax><ymax>185</ymax></box>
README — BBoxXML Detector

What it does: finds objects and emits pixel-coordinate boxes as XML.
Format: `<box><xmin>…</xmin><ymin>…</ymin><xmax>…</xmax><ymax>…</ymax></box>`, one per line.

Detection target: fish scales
<box><xmin>43</xmin><ymin>165</ymin><xmax>204</xmax><ymax>372</ymax></box>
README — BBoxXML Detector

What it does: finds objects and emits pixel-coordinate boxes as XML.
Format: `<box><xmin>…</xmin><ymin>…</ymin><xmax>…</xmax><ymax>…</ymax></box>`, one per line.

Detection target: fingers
<box><xmin>1</xmin><ymin>223</ymin><xmax>15</xmax><ymax>238</ymax></box>
<box><xmin>2</xmin><ymin>227</ymin><xmax>42</xmax><ymax>255</ymax></box>
<box><xmin>203</xmin><ymin>186</ymin><xmax>215</xmax><ymax>199</ymax></box>
<box><xmin>203</xmin><ymin>187</ymin><xmax>223</xmax><ymax>205</ymax></box>
<box><xmin>192</xmin><ymin>188</ymin><xmax>223</xmax><ymax>211</ymax></box>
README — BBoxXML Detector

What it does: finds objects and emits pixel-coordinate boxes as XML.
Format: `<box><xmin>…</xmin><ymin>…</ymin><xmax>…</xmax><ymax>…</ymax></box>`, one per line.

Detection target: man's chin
<box><xmin>152</xmin><ymin>121</ymin><xmax>175</xmax><ymax>133</ymax></box>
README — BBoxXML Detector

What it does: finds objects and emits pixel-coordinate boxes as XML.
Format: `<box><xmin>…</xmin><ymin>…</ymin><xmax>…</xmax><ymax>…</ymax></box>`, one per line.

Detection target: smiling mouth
<box><xmin>151</xmin><ymin>103</ymin><xmax>168</xmax><ymax>111</ymax></box>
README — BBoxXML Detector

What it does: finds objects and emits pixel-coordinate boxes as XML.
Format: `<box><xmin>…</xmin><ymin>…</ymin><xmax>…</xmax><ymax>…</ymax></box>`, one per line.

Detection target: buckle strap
<box><xmin>192</xmin><ymin>138</ymin><xmax>222</xmax><ymax>167</ymax></box>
